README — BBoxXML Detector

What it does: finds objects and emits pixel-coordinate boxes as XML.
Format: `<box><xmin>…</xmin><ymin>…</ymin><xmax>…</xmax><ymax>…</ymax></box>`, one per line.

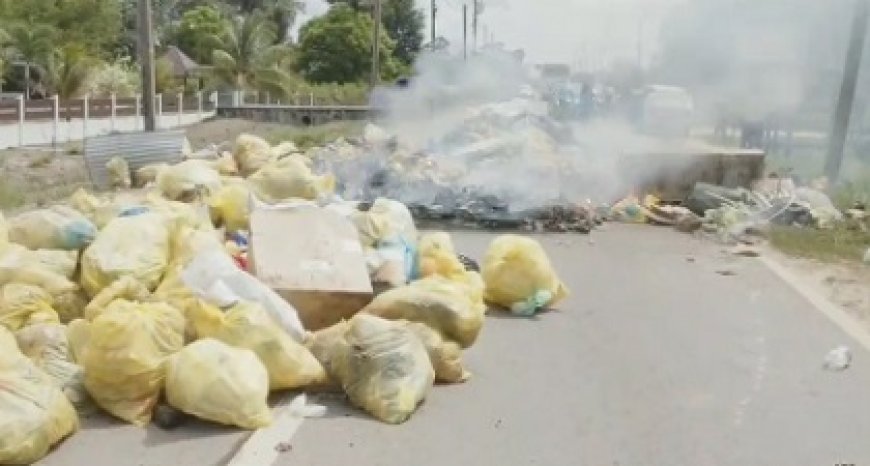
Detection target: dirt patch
<box><xmin>769</xmin><ymin>248</ymin><xmax>870</xmax><ymax>326</ymax></box>
<box><xmin>0</xmin><ymin>146</ymin><xmax>89</xmax><ymax>212</ymax></box>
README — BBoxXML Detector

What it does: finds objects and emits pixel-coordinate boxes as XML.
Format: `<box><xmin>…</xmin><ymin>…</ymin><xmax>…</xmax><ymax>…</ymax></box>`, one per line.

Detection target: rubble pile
<box><xmin>0</xmin><ymin>130</ymin><xmax>571</xmax><ymax>463</ymax></box>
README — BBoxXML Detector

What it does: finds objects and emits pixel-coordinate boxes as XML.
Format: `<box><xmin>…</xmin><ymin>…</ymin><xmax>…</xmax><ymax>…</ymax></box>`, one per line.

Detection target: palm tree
<box><xmin>209</xmin><ymin>14</ymin><xmax>294</xmax><ymax>96</ymax></box>
<box><xmin>37</xmin><ymin>45</ymin><xmax>97</xmax><ymax>100</ymax></box>
<box><xmin>0</xmin><ymin>28</ymin><xmax>10</xmax><ymax>93</ymax></box>
<box><xmin>6</xmin><ymin>22</ymin><xmax>56</xmax><ymax>99</ymax></box>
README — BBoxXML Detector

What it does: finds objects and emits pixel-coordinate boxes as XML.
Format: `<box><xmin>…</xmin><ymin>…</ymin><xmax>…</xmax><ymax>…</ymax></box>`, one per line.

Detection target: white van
<box><xmin>641</xmin><ymin>85</ymin><xmax>694</xmax><ymax>138</ymax></box>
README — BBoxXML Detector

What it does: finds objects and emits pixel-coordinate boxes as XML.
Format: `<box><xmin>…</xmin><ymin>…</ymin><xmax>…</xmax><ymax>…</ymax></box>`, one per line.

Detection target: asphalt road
<box><xmin>38</xmin><ymin>225</ymin><xmax>870</xmax><ymax>466</ymax></box>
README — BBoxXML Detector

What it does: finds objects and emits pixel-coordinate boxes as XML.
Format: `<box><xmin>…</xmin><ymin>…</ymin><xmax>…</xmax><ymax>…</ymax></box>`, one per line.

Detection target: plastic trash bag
<box><xmin>15</xmin><ymin>323</ymin><xmax>88</xmax><ymax>407</ymax></box>
<box><xmin>0</xmin><ymin>326</ymin><xmax>78</xmax><ymax>465</ymax></box>
<box><xmin>482</xmin><ymin>235</ymin><xmax>568</xmax><ymax>314</ymax></box>
<box><xmin>190</xmin><ymin>302</ymin><xmax>327</xmax><ymax>390</ymax></box>
<box><xmin>403</xmin><ymin>321</ymin><xmax>470</xmax><ymax>384</ymax></box>
<box><xmin>133</xmin><ymin>163</ymin><xmax>168</xmax><ymax>188</ymax></box>
<box><xmin>0</xmin><ymin>243</ymin><xmax>77</xmax><ymax>279</ymax></box>
<box><xmin>106</xmin><ymin>156</ymin><xmax>132</xmax><ymax>189</ymax></box>
<box><xmin>143</xmin><ymin>192</ymin><xmax>213</xmax><ymax>232</ymax></box>
<box><xmin>80</xmin><ymin>300</ymin><xmax>185</xmax><ymax>426</ymax></box>
<box><xmin>80</xmin><ymin>213</ymin><xmax>171</xmax><ymax>298</ymax></box>
<box><xmin>363</xmin><ymin>275</ymin><xmax>485</xmax><ymax>348</ymax></box>
<box><xmin>0</xmin><ymin>283</ymin><xmax>59</xmax><ymax>330</ymax></box>
<box><xmin>208</xmin><ymin>179</ymin><xmax>252</xmax><ymax>233</ymax></box>
<box><xmin>0</xmin><ymin>250</ymin><xmax>86</xmax><ymax>323</ymax></box>
<box><xmin>84</xmin><ymin>276</ymin><xmax>151</xmax><ymax>321</ymax></box>
<box><xmin>271</xmin><ymin>141</ymin><xmax>299</xmax><ymax>159</ymax></box>
<box><xmin>165</xmin><ymin>338</ymin><xmax>271</xmax><ymax>429</ymax></box>
<box><xmin>318</xmin><ymin>314</ymin><xmax>433</xmax><ymax>424</ymax></box>
<box><xmin>156</xmin><ymin>160</ymin><xmax>222</xmax><ymax>201</ymax></box>
<box><xmin>369</xmin><ymin>198</ymin><xmax>417</xmax><ymax>245</ymax></box>
<box><xmin>418</xmin><ymin>232</ymin><xmax>466</xmax><ymax>280</ymax></box>
<box><xmin>181</xmin><ymin>250</ymin><xmax>305</xmax><ymax>342</ymax></box>
<box><xmin>209</xmin><ymin>152</ymin><xmax>240</xmax><ymax>176</ymax></box>
<box><xmin>248</xmin><ymin>155</ymin><xmax>336</xmax><ymax>203</ymax></box>
<box><xmin>233</xmin><ymin>133</ymin><xmax>275</xmax><ymax>176</ymax></box>
<box><xmin>8</xmin><ymin>207</ymin><xmax>97</xmax><ymax>250</ymax></box>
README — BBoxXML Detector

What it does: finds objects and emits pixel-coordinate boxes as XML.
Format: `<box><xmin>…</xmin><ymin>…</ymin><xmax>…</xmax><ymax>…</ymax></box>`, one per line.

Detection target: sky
<box><xmin>297</xmin><ymin>0</ymin><xmax>686</xmax><ymax>67</ymax></box>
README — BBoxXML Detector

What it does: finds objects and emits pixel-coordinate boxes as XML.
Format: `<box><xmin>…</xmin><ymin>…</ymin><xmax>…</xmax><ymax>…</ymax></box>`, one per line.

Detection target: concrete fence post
<box><xmin>177</xmin><ymin>93</ymin><xmax>183</xmax><ymax>126</ymax></box>
<box><xmin>17</xmin><ymin>95</ymin><xmax>24</xmax><ymax>147</ymax></box>
<box><xmin>309</xmin><ymin>93</ymin><xmax>314</xmax><ymax>106</ymax></box>
<box><xmin>156</xmin><ymin>94</ymin><xmax>163</xmax><ymax>129</ymax></box>
<box><xmin>110</xmin><ymin>93</ymin><xmax>117</xmax><ymax>132</ymax></box>
<box><xmin>52</xmin><ymin>95</ymin><xmax>59</xmax><ymax>147</ymax></box>
<box><xmin>265</xmin><ymin>91</ymin><xmax>271</xmax><ymax>105</ymax></box>
<box><xmin>135</xmin><ymin>94</ymin><xmax>141</xmax><ymax>130</ymax></box>
<box><xmin>83</xmin><ymin>94</ymin><xmax>89</xmax><ymax>141</ymax></box>
<box><xmin>197</xmin><ymin>91</ymin><xmax>203</xmax><ymax>119</ymax></box>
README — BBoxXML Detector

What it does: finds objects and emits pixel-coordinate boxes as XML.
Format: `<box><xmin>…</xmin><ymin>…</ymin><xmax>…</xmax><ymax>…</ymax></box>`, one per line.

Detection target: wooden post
<box><xmin>138</xmin><ymin>0</ymin><xmax>157</xmax><ymax>131</ymax></box>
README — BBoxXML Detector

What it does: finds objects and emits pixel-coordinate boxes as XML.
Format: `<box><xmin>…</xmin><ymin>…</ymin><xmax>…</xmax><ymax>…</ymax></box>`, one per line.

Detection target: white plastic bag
<box><xmin>181</xmin><ymin>250</ymin><xmax>305</xmax><ymax>341</ymax></box>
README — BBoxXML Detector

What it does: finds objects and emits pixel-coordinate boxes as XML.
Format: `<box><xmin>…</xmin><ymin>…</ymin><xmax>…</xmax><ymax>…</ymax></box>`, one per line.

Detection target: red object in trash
<box><xmin>233</xmin><ymin>254</ymin><xmax>248</xmax><ymax>271</ymax></box>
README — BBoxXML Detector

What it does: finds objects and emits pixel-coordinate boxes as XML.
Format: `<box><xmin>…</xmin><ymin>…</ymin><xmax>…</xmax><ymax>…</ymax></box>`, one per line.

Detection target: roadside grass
<box><xmin>266</xmin><ymin>121</ymin><xmax>365</xmax><ymax>149</ymax></box>
<box><xmin>769</xmin><ymin>224</ymin><xmax>869</xmax><ymax>262</ymax></box>
<box><xmin>768</xmin><ymin>173</ymin><xmax>870</xmax><ymax>263</ymax></box>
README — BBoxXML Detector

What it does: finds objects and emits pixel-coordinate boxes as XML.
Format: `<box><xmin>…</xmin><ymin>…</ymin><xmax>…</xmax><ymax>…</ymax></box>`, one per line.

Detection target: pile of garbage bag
<box><xmin>0</xmin><ymin>130</ymin><xmax>576</xmax><ymax>462</ymax></box>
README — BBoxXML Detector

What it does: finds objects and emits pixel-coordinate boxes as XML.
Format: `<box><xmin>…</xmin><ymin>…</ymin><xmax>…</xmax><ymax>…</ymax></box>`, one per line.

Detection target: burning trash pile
<box><xmin>302</xmin><ymin>101</ymin><xmax>603</xmax><ymax>233</ymax></box>
<box><xmin>0</xmin><ymin>132</ymin><xmax>571</xmax><ymax>464</ymax></box>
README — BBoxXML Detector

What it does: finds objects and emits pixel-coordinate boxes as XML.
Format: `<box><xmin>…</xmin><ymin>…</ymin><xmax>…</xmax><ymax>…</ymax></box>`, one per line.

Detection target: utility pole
<box><xmin>137</xmin><ymin>0</ymin><xmax>157</xmax><ymax>132</ymax></box>
<box><xmin>371</xmin><ymin>0</ymin><xmax>382</xmax><ymax>87</ymax></box>
<box><xmin>431</xmin><ymin>0</ymin><xmax>437</xmax><ymax>44</ymax></box>
<box><xmin>826</xmin><ymin>0</ymin><xmax>869</xmax><ymax>182</ymax></box>
<box><xmin>463</xmin><ymin>4</ymin><xmax>468</xmax><ymax>60</ymax></box>
<box><xmin>472</xmin><ymin>0</ymin><xmax>480</xmax><ymax>52</ymax></box>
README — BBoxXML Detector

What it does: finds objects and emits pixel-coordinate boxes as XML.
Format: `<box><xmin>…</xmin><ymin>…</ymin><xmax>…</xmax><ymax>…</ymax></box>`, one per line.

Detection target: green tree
<box><xmin>1</xmin><ymin>0</ymin><xmax>121</xmax><ymax>58</ymax></box>
<box><xmin>209</xmin><ymin>14</ymin><xmax>294</xmax><ymax>94</ymax></box>
<box><xmin>173</xmin><ymin>5</ymin><xmax>230</xmax><ymax>64</ymax></box>
<box><xmin>326</xmin><ymin>0</ymin><xmax>424</xmax><ymax>65</ymax></box>
<box><xmin>5</xmin><ymin>22</ymin><xmax>56</xmax><ymax>98</ymax></box>
<box><xmin>38</xmin><ymin>45</ymin><xmax>99</xmax><ymax>99</ymax></box>
<box><xmin>296</xmin><ymin>4</ymin><xmax>401</xmax><ymax>84</ymax></box>
<box><xmin>225</xmin><ymin>0</ymin><xmax>305</xmax><ymax>43</ymax></box>
<box><xmin>0</xmin><ymin>28</ymin><xmax>9</xmax><ymax>92</ymax></box>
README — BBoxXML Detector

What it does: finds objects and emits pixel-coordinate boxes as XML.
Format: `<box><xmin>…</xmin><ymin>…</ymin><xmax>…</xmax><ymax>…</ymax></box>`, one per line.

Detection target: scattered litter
<box><xmin>716</xmin><ymin>269</ymin><xmax>737</xmax><ymax>276</ymax></box>
<box><xmin>823</xmin><ymin>346</ymin><xmax>852</xmax><ymax>371</ymax></box>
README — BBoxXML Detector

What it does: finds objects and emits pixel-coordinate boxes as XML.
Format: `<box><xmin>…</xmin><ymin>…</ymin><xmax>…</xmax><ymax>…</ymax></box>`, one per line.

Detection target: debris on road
<box><xmin>823</xmin><ymin>346</ymin><xmax>852</xmax><ymax>371</ymax></box>
<box><xmin>731</xmin><ymin>245</ymin><xmax>761</xmax><ymax>258</ymax></box>
<box><xmin>482</xmin><ymin>235</ymin><xmax>569</xmax><ymax>315</ymax></box>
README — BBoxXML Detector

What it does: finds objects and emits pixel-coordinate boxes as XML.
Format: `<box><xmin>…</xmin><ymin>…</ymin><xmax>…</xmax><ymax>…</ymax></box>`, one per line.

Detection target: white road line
<box><xmin>227</xmin><ymin>394</ymin><xmax>323</xmax><ymax>466</ymax></box>
<box><xmin>760</xmin><ymin>255</ymin><xmax>870</xmax><ymax>353</ymax></box>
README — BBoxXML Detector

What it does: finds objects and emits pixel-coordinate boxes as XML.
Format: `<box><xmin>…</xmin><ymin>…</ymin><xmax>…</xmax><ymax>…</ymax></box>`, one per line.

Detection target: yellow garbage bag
<box><xmin>165</xmin><ymin>339</ymin><xmax>271</xmax><ymax>429</ymax></box>
<box><xmin>362</xmin><ymin>275</ymin><xmax>485</xmax><ymax>348</ymax></box>
<box><xmin>0</xmin><ymin>243</ymin><xmax>78</xmax><ymax>279</ymax></box>
<box><xmin>0</xmin><ymin>251</ymin><xmax>86</xmax><ymax>323</ymax></box>
<box><xmin>190</xmin><ymin>302</ymin><xmax>326</xmax><ymax>390</ymax></box>
<box><xmin>0</xmin><ymin>326</ymin><xmax>78</xmax><ymax>465</ymax></box>
<box><xmin>328</xmin><ymin>314</ymin><xmax>434</xmax><ymax>424</ymax></box>
<box><xmin>7</xmin><ymin>207</ymin><xmax>97</xmax><ymax>250</ymax></box>
<box><xmin>233</xmin><ymin>133</ymin><xmax>274</xmax><ymax>176</ymax></box>
<box><xmin>133</xmin><ymin>163</ymin><xmax>168</xmax><ymax>188</ymax></box>
<box><xmin>106</xmin><ymin>156</ymin><xmax>132</xmax><ymax>189</ymax></box>
<box><xmin>209</xmin><ymin>152</ymin><xmax>239</xmax><ymax>176</ymax></box>
<box><xmin>80</xmin><ymin>213</ymin><xmax>171</xmax><ymax>298</ymax></box>
<box><xmin>144</xmin><ymin>192</ymin><xmax>213</xmax><ymax>232</ymax></box>
<box><xmin>403</xmin><ymin>321</ymin><xmax>470</xmax><ymax>384</ymax></box>
<box><xmin>418</xmin><ymin>232</ymin><xmax>466</xmax><ymax>280</ymax></box>
<box><xmin>247</xmin><ymin>155</ymin><xmax>336</xmax><ymax>203</ymax></box>
<box><xmin>65</xmin><ymin>318</ymin><xmax>90</xmax><ymax>364</ymax></box>
<box><xmin>271</xmin><ymin>141</ymin><xmax>299</xmax><ymax>159</ymax></box>
<box><xmin>0</xmin><ymin>283</ymin><xmax>59</xmax><ymax>330</ymax></box>
<box><xmin>81</xmin><ymin>300</ymin><xmax>185</xmax><ymax>426</ymax></box>
<box><xmin>208</xmin><ymin>179</ymin><xmax>252</xmax><ymax>233</ymax></box>
<box><xmin>482</xmin><ymin>234</ymin><xmax>569</xmax><ymax>315</ymax></box>
<box><xmin>156</xmin><ymin>160</ymin><xmax>222</xmax><ymax>201</ymax></box>
<box><xmin>84</xmin><ymin>276</ymin><xmax>151</xmax><ymax>321</ymax></box>
<box><xmin>15</xmin><ymin>323</ymin><xmax>88</xmax><ymax>407</ymax></box>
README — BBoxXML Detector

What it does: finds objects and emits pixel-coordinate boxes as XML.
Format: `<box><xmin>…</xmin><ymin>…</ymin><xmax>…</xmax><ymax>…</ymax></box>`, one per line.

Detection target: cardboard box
<box><xmin>249</xmin><ymin>204</ymin><xmax>373</xmax><ymax>330</ymax></box>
